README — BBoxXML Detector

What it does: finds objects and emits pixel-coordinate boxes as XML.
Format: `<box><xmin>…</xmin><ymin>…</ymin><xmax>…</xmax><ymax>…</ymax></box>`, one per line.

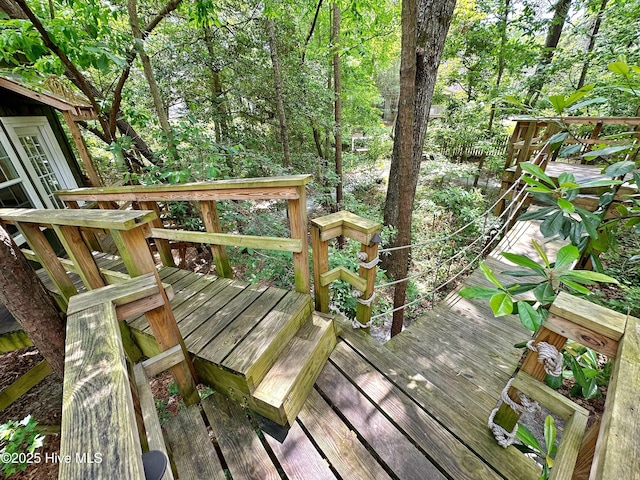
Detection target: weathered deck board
<box><xmin>164</xmin><ymin>405</ymin><xmax>225</xmax><ymax>480</ymax></box>
<box><xmin>297</xmin><ymin>388</ymin><xmax>394</xmax><ymax>480</ymax></box>
<box><xmin>202</xmin><ymin>391</ymin><xmax>281</xmax><ymax>480</ymax></box>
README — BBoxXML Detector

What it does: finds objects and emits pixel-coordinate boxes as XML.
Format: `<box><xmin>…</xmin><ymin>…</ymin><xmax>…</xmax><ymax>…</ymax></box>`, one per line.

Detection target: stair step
<box><xmin>221</xmin><ymin>291</ymin><xmax>313</xmax><ymax>391</ymax></box>
<box><xmin>252</xmin><ymin>312</ymin><xmax>337</xmax><ymax>425</ymax></box>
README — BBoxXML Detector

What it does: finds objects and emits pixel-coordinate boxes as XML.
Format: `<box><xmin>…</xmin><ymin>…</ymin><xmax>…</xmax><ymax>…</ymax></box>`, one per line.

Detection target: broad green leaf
<box><xmin>480</xmin><ymin>263</ymin><xmax>504</xmax><ymax>288</ymax></box>
<box><xmin>501</xmin><ymin>270</ymin><xmax>543</xmax><ymax>277</ymax></box>
<box><xmin>508</xmin><ymin>283</ymin><xmax>543</xmax><ymax>294</ymax></box>
<box><xmin>558</xmin><ymin>172</ymin><xmax>575</xmax><ymax>186</ymax></box>
<box><xmin>517</xmin><ymin>301</ymin><xmax>542</xmax><ymax>331</ymax></box>
<box><xmin>560</xmin><ymin>279</ymin><xmax>591</xmax><ymax>294</ymax></box>
<box><xmin>547</xmin><ymin>95</ymin><xmax>566</xmax><ymax>114</ymax></box>
<box><xmin>540</xmin><ymin>211</ymin><xmax>565</xmax><ymax>237</ymax></box>
<box><xmin>522</xmin><ymin>176</ymin><xmax>553</xmax><ymax>191</ymax></box>
<box><xmin>548</xmin><ymin>131</ymin><xmax>569</xmax><ymax>148</ymax></box>
<box><xmin>608</xmin><ymin>60</ymin><xmax>629</xmax><ymax>75</ymax></box>
<box><xmin>605</xmin><ymin>160</ymin><xmax>636</xmax><ymax>177</ymax></box>
<box><xmin>582</xmin><ymin>378</ymin><xmax>599</xmax><ymax>399</ymax></box>
<box><xmin>532</xmin><ymin>239</ymin><xmax>550</xmax><ymax>267</ymax></box>
<box><xmin>520</xmin><ymin>163</ymin><xmax>555</xmax><ymax>187</ymax></box>
<box><xmin>564</xmin><ymin>85</ymin><xmax>594</xmax><ymax>107</ymax></box>
<box><xmin>558</xmin><ymin>144</ymin><xmax>582</xmax><ymax>157</ymax></box>
<box><xmin>562</xmin><ymin>270</ymin><xmax>619</xmax><ymax>284</ymax></box>
<box><xmin>555</xmin><ymin>244</ymin><xmax>579</xmax><ymax>269</ymax></box>
<box><xmin>578</xmin><ymin>179</ymin><xmax>622</xmax><ymax>188</ymax></box>
<box><xmin>459</xmin><ymin>286</ymin><xmax>502</xmax><ymax>299</ymax></box>
<box><xmin>545</xmin><ymin>373</ymin><xmax>563</xmax><ymax>389</ymax></box>
<box><xmin>575</xmin><ymin>209</ymin><xmax>599</xmax><ymax>239</ymax></box>
<box><xmin>534</xmin><ymin>282</ymin><xmax>556</xmax><ymax>304</ymax></box>
<box><xmin>501</xmin><ymin>252</ymin><xmax>546</xmax><ymax>273</ymax></box>
<box><xmin>583</xmin><ymin>145</ymin><xmax>630</xmax><ymax>159</ymax></box>
<box><xmin>557</xmin><ymin>198</ymin><xmax>575</xmax><ymax>214</ymax></box>
<box><xmin>566</xmin><ymin>97</ymin><xmax>607</xmax><ymax>112</ymax></box>
<box><xmin>516</xmin><ymin>423</ymin><xmax>542</xmax><ymax>452</ymax></box>
<box><xmin>489</xmin><ymin>293</ymin><xmax>514</xmax><ymax>317</ymax></box>
<box><xmin>544</xmin><ymin>416</ymin><xmax>556</xmax><ymax>457</ymax></box>
<box><xmin>518</xmin><ymin>206</ymin><xmax>556</xmax><ymax>221</ymax></box>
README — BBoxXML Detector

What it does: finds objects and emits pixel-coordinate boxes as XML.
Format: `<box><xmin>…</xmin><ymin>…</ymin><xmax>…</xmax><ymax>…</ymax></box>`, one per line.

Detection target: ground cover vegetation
<box><xmin>1</xmin><ymin>0</ymin><xmax>640</xmax><ymax>476</ymax></box>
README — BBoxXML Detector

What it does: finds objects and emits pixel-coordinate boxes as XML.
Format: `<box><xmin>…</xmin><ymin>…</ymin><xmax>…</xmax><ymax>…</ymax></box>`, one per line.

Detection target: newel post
<box><xmin>310</xmin><ymin>211</ymin><xmax>381</xmax><ymax>330</ymax></box>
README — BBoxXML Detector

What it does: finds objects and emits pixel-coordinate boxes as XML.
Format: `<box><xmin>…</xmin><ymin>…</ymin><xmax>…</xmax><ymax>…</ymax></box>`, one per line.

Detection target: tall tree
<box><xmin>525</xmin><ymin>0</ymin><xmax>572</xmax><ymax>104</ymax></box>
<box><xmin>383</xmin><ymin>0</ymin><xmax>457</xmax><ymax>336</ymax></box>
<box><xmin>0</xmin><ymin>226</ymin><xmax>65</xmax><ymax>377</ymax></box>
<box><xmin>577</xmin><ymin>0</ymin><xmax>608</xmax><ymax>89</ymax></box>
<box><xmin>332</xmin><ymin>2</ymin><xmax>343</xmax><ymax>215</ymax></box>
<box><xmin>487</xmin><ymin>0</ymin><xmax>511</xmax><ymax>133</ymax></box>
<box><xmin>267</xmin><ymin>18</ymin><xmax>292</xmax><ymax>168</ymax></box>
<box><xmin>128</xmin><ymin>0</ymin><xmax>180</xmax><ymax>163</ymax></box>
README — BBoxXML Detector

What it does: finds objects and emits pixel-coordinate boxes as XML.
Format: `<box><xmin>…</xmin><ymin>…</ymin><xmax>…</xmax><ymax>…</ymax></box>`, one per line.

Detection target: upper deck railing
<box><xmin>56</xmin><ymin>175</ymin><xmax>312</xmax><ymax>294</ymax></box>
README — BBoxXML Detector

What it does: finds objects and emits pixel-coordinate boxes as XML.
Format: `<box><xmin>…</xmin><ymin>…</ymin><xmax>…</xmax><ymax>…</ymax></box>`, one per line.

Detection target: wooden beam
<box><xmin>61</xmin><ymin>110</ymin><xmax>102</xmax><ymax>187</ymax></box>
<box><xmin>150</xmin><ymin>228</ymin><xmax>302</xmax><ymax>253</ymax></box>
<box><xmin>139</xmin><ymin>201</ymin><xmax>176</xmax><ymax>268</ymax></box>
<box><xmin>0</xmin><ymin>208</ymin><xmax>157</xmax><ymax>231</ymax></box>
<box><xmin>289</xmin><ymin>184</ymin><xmax>310</xmax><ymax>294</ymax></box>
<box><xmin>0</xmin><ymin>361</ymin><xmax>52</xmax><ymax>411</ymax></box>
<box><xmin>59</xmin><ymin>302</ymin><xmax>145</xmax><ymax>480</ymax></box>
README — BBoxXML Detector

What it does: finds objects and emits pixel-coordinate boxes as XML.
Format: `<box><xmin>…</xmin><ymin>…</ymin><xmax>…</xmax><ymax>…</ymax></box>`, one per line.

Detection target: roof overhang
<box><xmin>0</xmin><ymin>75</ymin><xmax>97</xmax><ymax>121</ymax></box>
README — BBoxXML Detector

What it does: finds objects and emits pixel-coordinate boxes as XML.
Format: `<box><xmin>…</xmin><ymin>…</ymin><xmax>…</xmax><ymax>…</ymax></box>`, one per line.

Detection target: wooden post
<box><xmin>53</xmin><ymin>225</ymin><xmax>106</xmax><ymax>290</ymax></box>
<box><xmin>355</xmin><ymin>239</ymin><xmax>379</xmax><ymax>328</ymax></box>
<box><xmin>200</xmin><ymin>200</ymin><xmax>232</xmax><ymax>278</ymax></box>
<box><xmin>16</xmin><ymin>222</ymin><xmax>77</xmax><ymax>311</ymax></box>
<box><xmin>493</xmin><ymin>326</ymin><xmax>568</xmax><ymax>431</ymax></box>
<box><xmin>288</xmin><ymin>185</ymin><xmax>310</xmax><ymax>294</ymax></box>
<box><xmin>62</xmin><ymin>111</ymin><xmax>102</xmax><ymax>187</ymax></box>
<box><xmin>110</xmin><ymin>226</ymin><xmax>200</xmax><ymax>406</ymax></box>
<box><xmin>311</xmin><ymin>224</ymin><xmax>329</xmax><ymax>313</ymax></box>
<box><xmin>139</xmin><ymin>201</ymin><xmax>176</xmax><ymax>268</ymax></box>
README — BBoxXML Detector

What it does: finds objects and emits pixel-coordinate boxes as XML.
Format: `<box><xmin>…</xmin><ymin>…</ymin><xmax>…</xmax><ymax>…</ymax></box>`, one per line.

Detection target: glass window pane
<box><xmin>0</xmin><ymin>142</ymin><xmax>18</xmax><ymax>183</ymax></box>
<box><xmin>18</xmin><ymin>134</ymin><xmax>64</xmax><ymax>208</ymax></box>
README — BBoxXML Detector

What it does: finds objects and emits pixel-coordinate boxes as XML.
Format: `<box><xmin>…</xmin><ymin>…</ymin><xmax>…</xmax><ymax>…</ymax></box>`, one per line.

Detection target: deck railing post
<box><xmin>289</xmin><ymin>185</ymin><xmax>310</xmax><ymax>294</ymax></box>
<box><xmin>310</xmin><ymin>211</ymin><xmax>381</xmax><ymax>330</ymax></box>
<box><xmin>110</xmin><ymin>225</ymin><xmax>200</xmax><ymax>407</ymax></box>
<box><xmin>139</xmin><ymin>201</ymin><xmax>177</xmax><ymax>268</ymax></box>
<box><xmin>200</xmin><ymin>200</ymin><xmax>232</xmax><ymax>278</ymax></box>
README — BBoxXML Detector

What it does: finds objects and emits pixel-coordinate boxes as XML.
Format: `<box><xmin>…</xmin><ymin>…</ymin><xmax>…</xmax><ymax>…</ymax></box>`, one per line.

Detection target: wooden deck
<box><xmin>0</xmin><ymin>221</ymin><xmax>571</xmax><ymax>478</ymax></box>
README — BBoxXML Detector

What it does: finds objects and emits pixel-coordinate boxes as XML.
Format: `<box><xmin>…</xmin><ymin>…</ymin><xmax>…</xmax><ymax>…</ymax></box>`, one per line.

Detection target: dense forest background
<box><xmin>1</xmin><ymin>0</ymin><xmax>639</xmax><ymax>334</ymax></box>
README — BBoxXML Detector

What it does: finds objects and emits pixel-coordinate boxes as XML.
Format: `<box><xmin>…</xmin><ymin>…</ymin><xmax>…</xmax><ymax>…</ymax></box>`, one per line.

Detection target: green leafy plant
<box><xmin>460</xmin><ymin>241</ymin><xmax>618</xmax><ymax>332</ymax></box>
<box><xmin>0</xmin><ymin>415</ymin><xmax>44</xmax><ymax>476</ymax></box>
<box><xmin>515</xmin><ymin>415</ymin><xmax>557</xmax><ymax>480</ymax></box>
<box><xmin>562</xmin><ymin>342</ymin><xmax>611</xmax><ymax>399</ymax></box>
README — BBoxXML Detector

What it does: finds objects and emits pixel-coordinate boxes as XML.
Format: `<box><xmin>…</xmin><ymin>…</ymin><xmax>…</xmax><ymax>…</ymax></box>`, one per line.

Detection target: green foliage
<box><xmin>0</xmin><ymin>416</ymin><xmax>44</xmax><ymax>476</ymax></box>
<box><xmin>562</xmin><ymin>342</ymin><xmax>611</xmax><ymax>400</ymax></box>
<box><xmin>515</xmin><ymin>415</ymin><xmax>557</xmax><ymax>480</ymax></box>
<box><xmin>460</xmin><ymin>240</ymin><xmax>618</xmax><ymax>333</ymax></box>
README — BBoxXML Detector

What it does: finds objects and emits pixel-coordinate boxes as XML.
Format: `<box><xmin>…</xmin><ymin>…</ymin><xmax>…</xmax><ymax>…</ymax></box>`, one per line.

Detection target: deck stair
<box><xmin>32</xmin><ymin>253</ymin><xmax>337</xmax><ymax>426</ymax></box>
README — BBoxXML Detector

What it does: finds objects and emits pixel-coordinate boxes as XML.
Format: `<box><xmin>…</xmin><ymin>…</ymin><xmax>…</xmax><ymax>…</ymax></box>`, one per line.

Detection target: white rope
<box><xmin>356</xmin><ymin>292</ymin><xmax>376</xmax><ymax>306</ymax></box>
<box><xmin>488</xmin><ymin>378</ymin><xmax>538</xmax><ymax>448</ymax></box>
<box><xmin>359</xmin><ymin>256</ymin><xmax>379</xmax><ymax>269</ymax></box>
<box><xmin>379</xmin><ymin>147</ymin><xmax>549</xmax><ymax>254</ymax></box>
<box><xmin>351</xmin><ymin>318</ymin><xmax>373</xmax><ymax>329</ymax></box>
<box><xmin>527</xmin><ymin>340</ymin><xmax>563</xmax><ymax>377</ymax></box>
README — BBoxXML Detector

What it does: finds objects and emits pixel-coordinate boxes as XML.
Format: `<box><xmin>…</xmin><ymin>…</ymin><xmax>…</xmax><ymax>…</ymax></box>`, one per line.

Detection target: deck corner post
<box><xmin>311</xmin><ymin>224</ymin><xmax>329</xmax><ymax>313</ymax></box>
<box><xmin>288</xmin><ymin>185</ymin><xmax>310</xmax><ymax>294</ymax></box>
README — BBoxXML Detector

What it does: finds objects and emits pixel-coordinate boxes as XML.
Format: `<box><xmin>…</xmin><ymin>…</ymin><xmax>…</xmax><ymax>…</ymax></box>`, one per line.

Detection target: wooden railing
<box><xmin>56</xmin><ymin>175</ymin><xmax>312</xmax><ymax>294</ymax></box>
<box><xmin>492</xmin><ymin>292</ymin><xmax>639</xmax><ymax>479</ymax></box>
<box><xmin>0</xmin><ymin>208</ymin><xmax>199</xmax><ymax>406</ymax></box>
<box><xmin>310</xmin><ymin>211</ymin><xmax>381</xmax><ymax>328</ymax></box>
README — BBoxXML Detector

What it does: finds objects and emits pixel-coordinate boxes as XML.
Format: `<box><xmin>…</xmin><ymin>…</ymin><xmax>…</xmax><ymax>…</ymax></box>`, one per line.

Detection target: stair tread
<box><xmin>253</xmin><ymin>312</ymin><xmax>335</xmax><ymax>408</ymax></box>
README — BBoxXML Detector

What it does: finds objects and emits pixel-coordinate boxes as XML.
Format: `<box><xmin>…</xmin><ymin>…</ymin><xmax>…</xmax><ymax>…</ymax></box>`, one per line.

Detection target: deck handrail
<box><xmin>56</xmin><ymin>175</ymin><xmax>312</xmax><ymax>294</ymax></box>
<box><xmin>0</xmin><ymin>207</ymin><xmax>199</xmax><ymax>406</ymax></box>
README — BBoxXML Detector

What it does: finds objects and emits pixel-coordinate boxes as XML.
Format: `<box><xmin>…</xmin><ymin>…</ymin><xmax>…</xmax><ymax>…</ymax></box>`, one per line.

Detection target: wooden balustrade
<box><xmin>492</xmin><ymin>291</ymin><xmax>638</xmax><ymax>479</ymax></box>
<box><xmin>56</xmin><ymin>175</ymin><xmax>312</xmax><ymax>294</ymax></box>
<box><xmin>0</xmin><ymin>208</ymin><xmax>199</xmax><ymax>406</ymax></box>
<box><xmin>310</xmin><ymin>211</ymin><xmax>381</xmax><ymax>329</ymax></box>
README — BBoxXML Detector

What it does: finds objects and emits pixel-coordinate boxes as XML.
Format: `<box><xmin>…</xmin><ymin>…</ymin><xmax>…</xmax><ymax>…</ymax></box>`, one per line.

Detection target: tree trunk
<box><xmin>383</xmin><ymin>0</ymin><xmax>457</xmax><ymax>337</ymax></box>
<box><xmin>267</xmin><ymin>18</ymin><xmax>292</xmax><ymax>169</ymax></box>
<box><xmin>332</xmin><ymin>3</ymin><xmax>343</xmax><ymax>217</ymax></box>
<box><xmin>525</xmin><ymin>0</ymin><xmax>572</xmax><ymax>104</ymax></box>
<box><xmin>487</xmin><ymin>0</ymin><xmax>511</xmax><ymax>133</ymax></box>
<box><xmin>0</xmin><ymin>226</ymin><xmax>65</xmax><ymax>377</ymax></box>
<box><xmin>203</xmin><ymin>25</ymin><xmax>230</xmax><ymax>142</ymax></box>
<box><xmin>128</xmin><ymin>0</ymin><xmax>179</xmax><ymax>163</ymax></box>
<box><xmin>577</xmin><ymin>0</ymin><xmax>608</xmax><ymax>89</ymax></box>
